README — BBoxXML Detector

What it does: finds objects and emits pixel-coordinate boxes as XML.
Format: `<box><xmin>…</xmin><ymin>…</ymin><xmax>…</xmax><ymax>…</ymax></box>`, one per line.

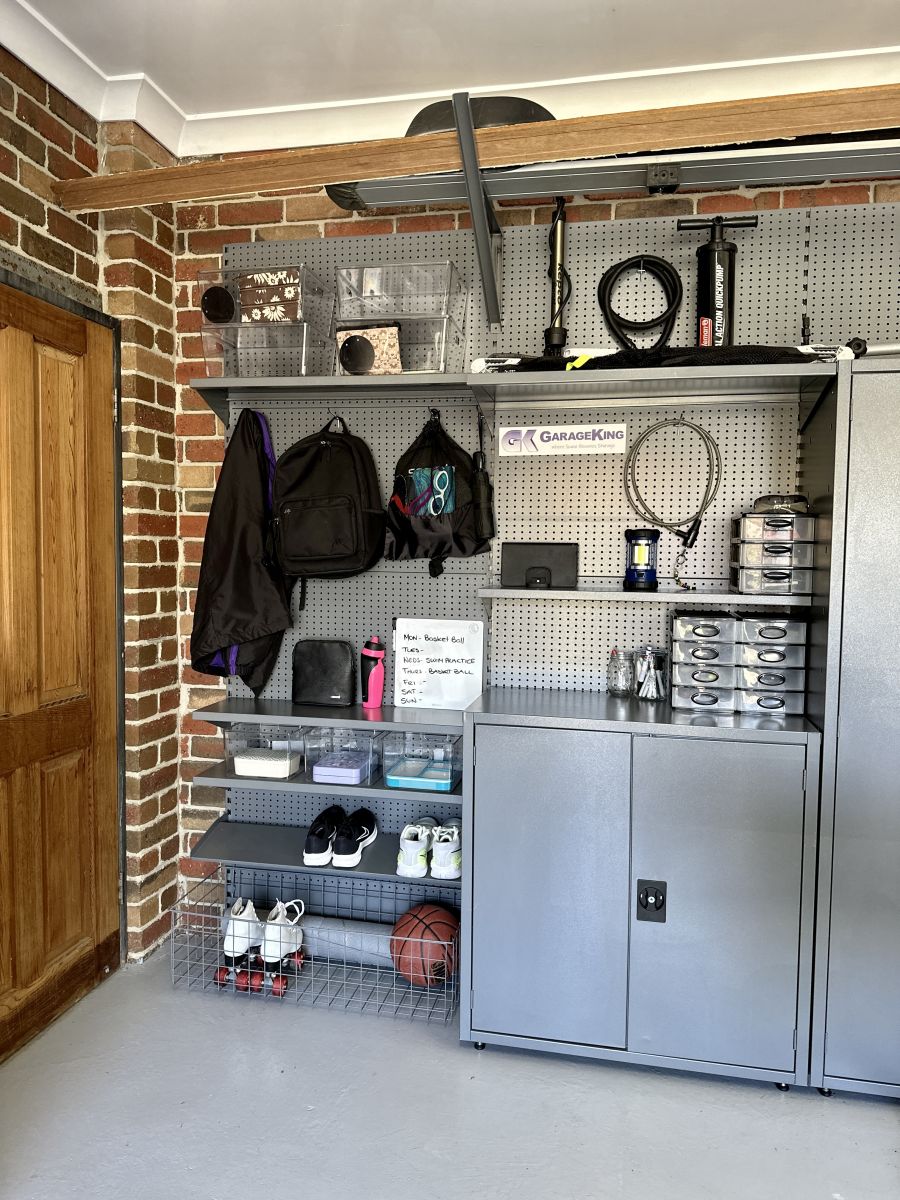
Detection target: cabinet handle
<box><xmin>758</xmin><ymin>624</ymin><xmax>788</xmax><ymax>640</ymax></box>
<box><xmin>763</xmin><ymin>544</ymin><xmax>792</xmax><ymax>557</ymax></box>
<box><xmin>691</xmin><ymin>669</ymin><xmax>720</xmax><ymax>684</ymax></box>
<box><xmin>691</xmin><ymin>691</ymin><xmax>720</xmax><ymax>706</ymax></box>
<box><xmin>756</xmin><ymin>694</ymin><xmax>785</xmax><ymax>710</ymax></box>
<box><xmin>757</xmin><ymin>649</ymin><xmax>787</xmax><ymax>663</ymax></box>
<box><xmin>691</xmin><ymin>646</ymin><xmax>719</xmax><ymax>661</ymax></box>
<box><xmin>757</xmin><ymin>671</ymin><xmax>787</xmax><ymax>687</ymax></box>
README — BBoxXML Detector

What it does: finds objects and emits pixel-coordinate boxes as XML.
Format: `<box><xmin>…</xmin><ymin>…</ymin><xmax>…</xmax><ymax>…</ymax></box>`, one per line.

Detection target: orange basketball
<box><xmin>390</xmin><ymin>903</ymin><xmax>459</xmax><ymax>987</ymax></box>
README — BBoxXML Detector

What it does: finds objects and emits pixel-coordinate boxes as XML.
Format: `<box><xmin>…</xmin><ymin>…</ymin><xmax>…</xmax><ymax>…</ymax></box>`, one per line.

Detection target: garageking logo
<box><xmin>499</xmin><ymin>424</ymin><xmax>627</xmax><ymax>456</ymax></box>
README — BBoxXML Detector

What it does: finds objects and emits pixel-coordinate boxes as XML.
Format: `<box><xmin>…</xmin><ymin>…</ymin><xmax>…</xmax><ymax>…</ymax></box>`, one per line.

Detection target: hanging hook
<box><xmin>429</xmin><ymin>407</ymin><xmax>441</xmax><ymax>422</ymax></box>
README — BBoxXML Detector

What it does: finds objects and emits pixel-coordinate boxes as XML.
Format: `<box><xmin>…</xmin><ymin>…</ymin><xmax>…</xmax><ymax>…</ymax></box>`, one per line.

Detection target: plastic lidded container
<box><xmin>223</xmin><ymin>724</ymin><xmax>307</xmax><ymax>779</ymax></box>
<box><xmin>382</xmin><ymin>732</ymin><xmax>462</xmax><ymax>792</ymax></box>
<box><xmin>306</xmin><ymin>729</ymin><xmax>383</xmax><ymax>786</ymax></box>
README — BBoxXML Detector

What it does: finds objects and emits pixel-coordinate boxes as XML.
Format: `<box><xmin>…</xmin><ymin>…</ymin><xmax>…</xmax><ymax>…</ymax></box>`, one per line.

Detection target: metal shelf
<box><xmin>191</xmin><ymin>817</ymin><xmax>461</xmax><ymax>888</ymax></box>
<box><xmin>195</xmin><ymin>699</ymin><xmax>463</xmax><ymax>735</ymax></box>
<box><xmin>195</xmin><ymin>760</ymin><xmax>462</xmax><ymax>803</ymax></box>
<box><xmin>479</xmin><ymin>585</ymin><xmax>810</xmax><ymax>606</ymax></box>
<box><xmin>190</xmin><ymin>362</ymin><xmax>835</xmax><ymax>420</ymax></box>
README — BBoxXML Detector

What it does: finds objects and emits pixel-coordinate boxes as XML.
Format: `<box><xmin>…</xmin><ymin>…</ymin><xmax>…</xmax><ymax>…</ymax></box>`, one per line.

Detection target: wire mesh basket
<box><xmin>172</xmin><ymin>867</ymin><xmax>460</xmax><ymax>1023</ymax></box>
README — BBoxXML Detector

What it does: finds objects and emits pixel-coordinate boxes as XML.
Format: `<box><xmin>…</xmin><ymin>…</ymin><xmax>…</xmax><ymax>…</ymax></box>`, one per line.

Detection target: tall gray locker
<box><xmin>819</xmin><ymin>370</ymin><xmax>900</xmax><ymax>1091</ymax></box>
<box><xmin>470</xmin><ymin>724</ymin><xmax>631</xmax><ymax>1047</ymax></box>
<box><xmin>629</xmin><ymin>737</ymin><xmax>808</xmax><ymax>1071</ymax></box>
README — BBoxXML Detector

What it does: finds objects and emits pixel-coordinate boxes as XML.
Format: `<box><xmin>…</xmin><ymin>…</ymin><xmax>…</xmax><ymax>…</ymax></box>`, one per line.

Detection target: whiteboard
<box><xmin>393</xmin><ymin>618</ymin><xmax>485</xmax><ymax>710</ymax></box>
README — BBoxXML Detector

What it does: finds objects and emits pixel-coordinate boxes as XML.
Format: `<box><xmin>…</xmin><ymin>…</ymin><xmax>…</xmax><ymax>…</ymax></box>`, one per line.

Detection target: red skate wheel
<box><xmin>234</xmin><ymin>969</ymin><xmax>251</xmax><ymax>992</ymax></box>
<box><xmin>271</xmin><ymin>975</ymin><xmax>288</xmax><ymax>997</ymax></box>
<box><xmin>213</xmin><ymin>966</ymin><xmax>231</xmax><ymax>988</ymax></box>
<box><xmin>248</xmin><ymin>971</ymin><xmax>265</xmax><ymax>993</ymax></box>
<box><xmin>289</xmin><ymin>950</ymin><xmax>304</xmax><ymax>971</ymax></box>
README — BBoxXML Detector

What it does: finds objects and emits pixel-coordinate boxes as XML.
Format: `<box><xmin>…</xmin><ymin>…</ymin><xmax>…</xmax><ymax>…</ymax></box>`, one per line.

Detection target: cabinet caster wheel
<box><xmin>774</xmin><ymin>1082</ymin><xmax>790</xmax><ymax>1092</ymax></box>
<box><xmin>473</xmin><ymin>1042</ymin><xmax>486</xmax><ymax>1051</ymax></box>
<box><xmin>818</xmin><ymin>1088</ymin><xmax>834</xmax><ymax>1097</ymax></box>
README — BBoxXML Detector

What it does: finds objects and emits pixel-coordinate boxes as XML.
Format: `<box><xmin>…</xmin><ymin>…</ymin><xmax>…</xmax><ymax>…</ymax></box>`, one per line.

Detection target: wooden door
<box><xmin>0</xmin><ymin>282</ymin><xmax>119</xmax><ymax>1062</ymax></box>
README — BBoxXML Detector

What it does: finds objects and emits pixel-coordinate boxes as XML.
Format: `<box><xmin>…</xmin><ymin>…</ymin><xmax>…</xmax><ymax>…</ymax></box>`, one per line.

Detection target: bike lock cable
<box><xmin>597</xmin><ymin>255</ymin><xmax>683</xmax><ymax>351</ymax></box>
<box><xmin>623</xmin><ymin>417</ymin><xmax>722</xmax><ymax>589</ymax></box>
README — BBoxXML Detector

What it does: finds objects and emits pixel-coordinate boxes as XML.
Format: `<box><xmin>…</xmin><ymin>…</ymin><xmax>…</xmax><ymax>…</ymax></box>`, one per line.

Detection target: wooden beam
<box><xmin>56</xmin><ymin>83</ymin><xmax>900</xmax><ymax>212</ymax></box>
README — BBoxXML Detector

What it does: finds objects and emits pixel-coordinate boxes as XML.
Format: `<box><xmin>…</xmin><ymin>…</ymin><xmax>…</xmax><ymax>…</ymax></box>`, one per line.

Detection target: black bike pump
<box><xmin>677</xmin><ymin>214</ymin><xmax>758</xmax><ymax>347</ymax></box>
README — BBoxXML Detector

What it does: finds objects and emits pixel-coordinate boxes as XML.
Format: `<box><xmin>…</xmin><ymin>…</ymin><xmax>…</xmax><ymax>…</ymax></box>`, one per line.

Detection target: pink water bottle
<box><xmin>361</xmin><ymin>636</ymin><xmax>385</xmax><ymax>708</ymax></box>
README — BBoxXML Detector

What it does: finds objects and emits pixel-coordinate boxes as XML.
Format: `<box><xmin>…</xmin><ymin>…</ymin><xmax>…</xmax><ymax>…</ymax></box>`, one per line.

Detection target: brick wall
<box><xmin>0</xmin><ymin>48</ymin><xmax>180</xmax><ymax>957</ymax></box>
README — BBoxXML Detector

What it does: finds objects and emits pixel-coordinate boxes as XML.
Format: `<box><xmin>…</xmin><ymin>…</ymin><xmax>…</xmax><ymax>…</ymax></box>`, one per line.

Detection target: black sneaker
<box><xmin>331</xmin><ymin>808</ymin><xmax>378</xmax><ymax>868</ymax></box>
<box><xmin>303</xmin><ymin>805</ymin><xmax>347</xmax><ymax>866</ymax></box>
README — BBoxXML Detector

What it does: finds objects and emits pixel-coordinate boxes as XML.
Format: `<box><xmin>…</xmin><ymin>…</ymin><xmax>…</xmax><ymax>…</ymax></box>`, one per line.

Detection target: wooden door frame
<box><xmin>0</xmin><ymin>266</ymin><xmax>125</xmax><ymax>964</ymax></box>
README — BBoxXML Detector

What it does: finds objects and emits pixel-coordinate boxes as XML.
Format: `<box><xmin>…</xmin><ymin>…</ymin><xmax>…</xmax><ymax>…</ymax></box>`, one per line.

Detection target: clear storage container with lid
<box><xmin>223</xmin><ymin>725</ymin><xmax>307</xmax><ymax>779</ymax></box>
<box><xmin>382</xmin><ymin>732</ymin><xmax>461</xmax><ymax>792</ymax></box>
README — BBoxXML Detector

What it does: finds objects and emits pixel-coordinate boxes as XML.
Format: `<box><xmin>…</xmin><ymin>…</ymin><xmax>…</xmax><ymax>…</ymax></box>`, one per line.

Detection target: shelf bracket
<box><xmin>452</xmin><ymin>92</ymin><xmax>503</xmax><ymax>341</ymax></box>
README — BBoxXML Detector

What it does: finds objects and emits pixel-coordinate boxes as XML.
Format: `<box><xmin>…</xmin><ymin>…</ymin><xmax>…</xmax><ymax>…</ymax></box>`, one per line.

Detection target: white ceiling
<box><xmin>3</xmin><ymin>0</ymin><xmax>900</xmax><ymax>157</ymax></box>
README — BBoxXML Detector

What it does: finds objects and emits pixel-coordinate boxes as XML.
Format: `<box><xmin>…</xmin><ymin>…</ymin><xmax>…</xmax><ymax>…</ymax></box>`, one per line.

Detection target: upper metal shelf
<box><xmin>190</xmin><ymin>363</ymin><xmax>836</xmax><ymax>421</ymax></box>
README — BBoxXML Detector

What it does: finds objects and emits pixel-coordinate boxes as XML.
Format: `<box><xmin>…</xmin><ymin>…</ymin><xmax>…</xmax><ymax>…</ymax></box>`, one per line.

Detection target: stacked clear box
<box><xmin>382</xmin><ymin>732</ymin><xmax>462</xmax><ymax>793</ymax></box>
<box><xmin>670</xmin><ymin>614</ymin><xmax>808</xmax><ymax>716</ymax></box>
<box><xmin>223</xmin><ymin>724</ymin><xmax>308</xmax><ymax>779</ymax></box>
<box><xmin>198</xmin><ymin>264</ymin><xmax>335</xmax><ymax>377</ymax></box>
<box><xmin>730</xmin><ymin>513</ymin><xmax>817</xmax><ymax>595</ymax></box>
<box><xmin>305</xmin><ymin>729</ymin><xmax>383</xmax><ymax>786</ymax></box>
<box><xmin>335</xmin><ymin>261</ymin><xmax>467</xmax><ymax>374</ymax></box>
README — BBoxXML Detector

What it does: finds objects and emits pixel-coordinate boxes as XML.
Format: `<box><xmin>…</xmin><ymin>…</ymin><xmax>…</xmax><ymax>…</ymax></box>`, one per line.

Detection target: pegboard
<box><xmin>806</xmin><ymin>204</ymin><xmax>900</xmax><ymax>345</ymax></box>
<box><xmin>229</xmin><ymin>786</ymin><xmax>461</xmax><ymax>834</ymax></box>
<box><xmin>222</xmin><ymin>208</ymin><xmax>810</xmax><ymax>361</ymax></box>
<box><xmin>228</xmin><ymin>390</ymin><xmax>490</xmax><ymax>706</ymax></box>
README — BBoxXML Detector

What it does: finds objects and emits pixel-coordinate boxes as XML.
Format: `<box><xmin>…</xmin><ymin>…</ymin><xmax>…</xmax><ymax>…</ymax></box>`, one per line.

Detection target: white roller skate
<box><xmin>214</xmin><ymin>897</ymin><xmax>264</xmax><ymax>990</ymax></box>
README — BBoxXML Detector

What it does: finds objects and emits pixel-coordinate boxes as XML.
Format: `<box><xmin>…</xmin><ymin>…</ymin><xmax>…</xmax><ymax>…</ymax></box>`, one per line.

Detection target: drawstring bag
<box><xmin>384</xmin><ymin>409</ymin><xmax>493</xmax><ymax>577</ymax></box>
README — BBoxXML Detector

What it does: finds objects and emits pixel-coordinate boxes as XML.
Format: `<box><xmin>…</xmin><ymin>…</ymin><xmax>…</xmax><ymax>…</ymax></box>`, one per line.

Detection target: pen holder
<box><xmin>632</xmin><ymin>646</ymin><xmax>669</xmax><ymax>703</ymax></box>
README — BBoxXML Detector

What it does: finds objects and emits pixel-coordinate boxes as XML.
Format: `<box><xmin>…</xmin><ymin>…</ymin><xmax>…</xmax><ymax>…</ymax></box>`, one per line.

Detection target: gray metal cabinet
<box><xmin>470</xmin><ymin>724</ymin><xmax>631</xmax><ymax>1047</ymax></box>
<box><xmin>821</xmin><ymin>372</ymin><xmax>900</xmax><ymax>1088</ymax></box>
<box><xmin>629</xmin><ymin>736</ymin><xmax>807</xmax><ymax>1071</ymax></box>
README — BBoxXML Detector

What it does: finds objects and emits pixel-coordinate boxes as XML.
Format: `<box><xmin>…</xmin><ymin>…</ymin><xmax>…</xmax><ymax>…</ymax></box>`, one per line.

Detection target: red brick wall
<box><xmin>0</xmin><ymin>49</ymin><xmax>179</xmax><ymax>957</ymax></box>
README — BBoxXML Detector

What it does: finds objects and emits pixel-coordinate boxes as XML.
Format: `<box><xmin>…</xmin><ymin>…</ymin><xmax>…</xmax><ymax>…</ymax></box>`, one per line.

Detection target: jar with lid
<box><xmin>633</xmin><ymin>645</ymin><xmax>669</xmax><ymax>703</ymax></box>
<box><xmin>606</xmin><ymin>647</ymin><xmax>634</xmax><ymax>698</ymax></box>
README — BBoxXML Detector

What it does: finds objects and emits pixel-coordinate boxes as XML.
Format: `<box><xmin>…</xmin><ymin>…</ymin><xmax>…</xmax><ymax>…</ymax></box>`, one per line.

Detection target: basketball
<box><xmin>390</xmin><ymin>903</ymin><xmax>459</xmax><ymax>987</ymax></box>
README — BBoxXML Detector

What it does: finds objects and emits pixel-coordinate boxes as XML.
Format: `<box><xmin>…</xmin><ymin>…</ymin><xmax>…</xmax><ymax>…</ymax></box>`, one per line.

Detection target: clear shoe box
<box><xmin>382</xmin><ymin>733</ymin><xmax>462</xmax><ymax>792</ymax></box>
<box><xmin>224</xmin><ymin>724</ymin><xmax>307</xmax><ymax>779</ymax></box>
<box><xmin>306</xmin><ymin>729</ymin><xmax>383</xmax><ymax>785</ymax></box>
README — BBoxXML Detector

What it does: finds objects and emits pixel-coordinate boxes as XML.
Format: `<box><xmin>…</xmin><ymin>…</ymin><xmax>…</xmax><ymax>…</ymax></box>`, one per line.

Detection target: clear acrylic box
<box><xmin>336</xmin><ymin>261</ymin><xmax>466</xmax><ymax>326</ymax></box>
<box><xmin>305</xmin><ymin>729</ymin><xmax>383</xmax><ymax>786</ymax></box>
<box><xmin>198</xmin><ymin>265</ymin><xmax>334</xmax><ymax>333</ymax></box>
<box><xmin>223</xmin><ymin>724</ymin><xmax>307</xmax><ymax>779</ymax></box>
<box><xmin>336</xmin><ymin>316</ymin><xmax>465</xmax><ymax>375</ymax></box>
<box><xmin>201</xmin><ymin>322</ymin><xmax>335</xmax><ymax>378</ymax></box>
<box><xmin>382</xmin><ymin>733</ymin><xmax>462</xmax><ymax>793</ymax></box>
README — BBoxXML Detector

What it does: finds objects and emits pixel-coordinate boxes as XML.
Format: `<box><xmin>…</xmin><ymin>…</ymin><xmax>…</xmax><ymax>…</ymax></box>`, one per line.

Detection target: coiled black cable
<box><xmin>597</xmin><ymin>254</ymin><xmax>683</xmax><ymax>351</ymax></box>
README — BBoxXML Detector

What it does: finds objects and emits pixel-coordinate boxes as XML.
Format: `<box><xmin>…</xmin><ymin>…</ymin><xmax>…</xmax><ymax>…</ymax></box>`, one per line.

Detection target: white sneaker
<box><xmin>222</xmin><ymin>898</ymin><xmax>264</xmax><ymax>962</ymax></box>
<box><xmin>431</xmin><ymin>819</ymin><xmax>462</xmax><ymax>880</ymax></box>
<box><xmin>396</xmin><ymin>817</ymin><xmax>438</xmax><ymax>878</ymax></box>
<box><xmin>259</xmin><ymin>899</ymin><xmax>305</xmax><ymax>966</ymax></box>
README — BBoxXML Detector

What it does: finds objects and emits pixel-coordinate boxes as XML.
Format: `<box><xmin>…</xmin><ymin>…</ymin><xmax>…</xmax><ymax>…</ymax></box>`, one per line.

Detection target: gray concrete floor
<box><xmin>0</xmin><ymin>948</ymin><xmax>897</xmax><ymax>1200</ymax></box>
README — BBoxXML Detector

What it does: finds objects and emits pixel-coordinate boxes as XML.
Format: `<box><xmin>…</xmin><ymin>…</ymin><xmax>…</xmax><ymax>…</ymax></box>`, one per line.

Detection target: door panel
<box><xmin>471</xmin><ymin>724</ymin><xmax>630</xmax><ymax>1048</ymax></box>
<box><xmin>0</xmin><ymin>285</ymin><xmax>119</xmax><ymax>1062</ymax></box>
<box><xmin>825</xmin><ymin>374</ymin><xmax>900</xmax><ymax>1086</ymax></box>
<box><xmin>37</xmin><ymin>346</ymin><xmax>86</xmax><ymax>703</ymax></box>
<box><xmin>629</xmin><ymin>737</ymin><xmax>806</xmax><ymax>1071</ymax></box>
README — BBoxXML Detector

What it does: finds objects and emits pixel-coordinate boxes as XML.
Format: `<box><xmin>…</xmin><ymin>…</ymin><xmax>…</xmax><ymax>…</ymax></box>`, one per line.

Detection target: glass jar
<box><xmin>606</xmin><ymin>648</ymin><xmax>634</xmax><ymax>698</ymax></box>
<box><xmin>633</xmin><ymin>645</ymin><xmax>669</xmax><ymax>703</ymax></box>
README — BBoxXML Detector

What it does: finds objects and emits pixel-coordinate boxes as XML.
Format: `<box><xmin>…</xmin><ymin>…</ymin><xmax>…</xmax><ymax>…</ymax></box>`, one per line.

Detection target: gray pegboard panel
<box><xmin>806</xmin><ymin>203</ymin><xmax>900</xmax><ymax>345</ymax></box>
<box><xmin>497</xmin><ymin>210</ymin><xmax>807</xmax><ymax>355</ymax></box>
<box><xmin>227</xmin><ymin>390</ymin><xmax>490</xmax><ymax>707</ymax></box>
<box><xmin>229</xmin><ymin>786</ymin><xmax>460</xmax><ymax>834</ymax></box>
<box><xmin>491</xmin><ymin>401</ymin><xmax>797</xmax><ymax>583</ymax></box>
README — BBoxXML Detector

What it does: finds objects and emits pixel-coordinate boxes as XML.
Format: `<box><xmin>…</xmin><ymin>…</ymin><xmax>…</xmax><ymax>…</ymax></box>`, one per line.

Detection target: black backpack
<box><xmin>384</xmin><ymin>409</ymin><xmax>493</xmax><ymax>577</ymax></box>
<box><xmin>273</xmin><ymin>415</ymin><xmax>385</xmax><ymax>578</ymax></box>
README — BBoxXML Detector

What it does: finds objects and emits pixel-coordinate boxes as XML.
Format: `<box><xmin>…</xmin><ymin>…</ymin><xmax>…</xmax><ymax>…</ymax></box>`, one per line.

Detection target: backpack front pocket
<box><xmin>276</xmin><ymin>494</ymin><xmax>359</xmax><ymax>570</ymax></box>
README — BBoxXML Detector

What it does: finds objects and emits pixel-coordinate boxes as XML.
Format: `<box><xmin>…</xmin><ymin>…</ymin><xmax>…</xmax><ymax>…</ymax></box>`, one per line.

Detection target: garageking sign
<box><xmin>499</xmin><ymin>424</ymin><xmax>627</xmax><ymax>456</ymax></box>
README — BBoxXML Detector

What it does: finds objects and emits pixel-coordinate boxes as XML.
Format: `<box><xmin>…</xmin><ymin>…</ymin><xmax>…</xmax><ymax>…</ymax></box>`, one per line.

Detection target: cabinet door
<box><xmin>629</xmin><ymin>737</ymin><xmax>806</xmax><ymax>1071</ymax></box>
<box><xmin>471</xmin><ymin>724</ymin><xmax>630</xmax><ymax>1047</ymax></box>
<box><xmin>825</xmin><ymin>374</ymin><xmax>900</xmax><ymax>1086</ymax></box>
